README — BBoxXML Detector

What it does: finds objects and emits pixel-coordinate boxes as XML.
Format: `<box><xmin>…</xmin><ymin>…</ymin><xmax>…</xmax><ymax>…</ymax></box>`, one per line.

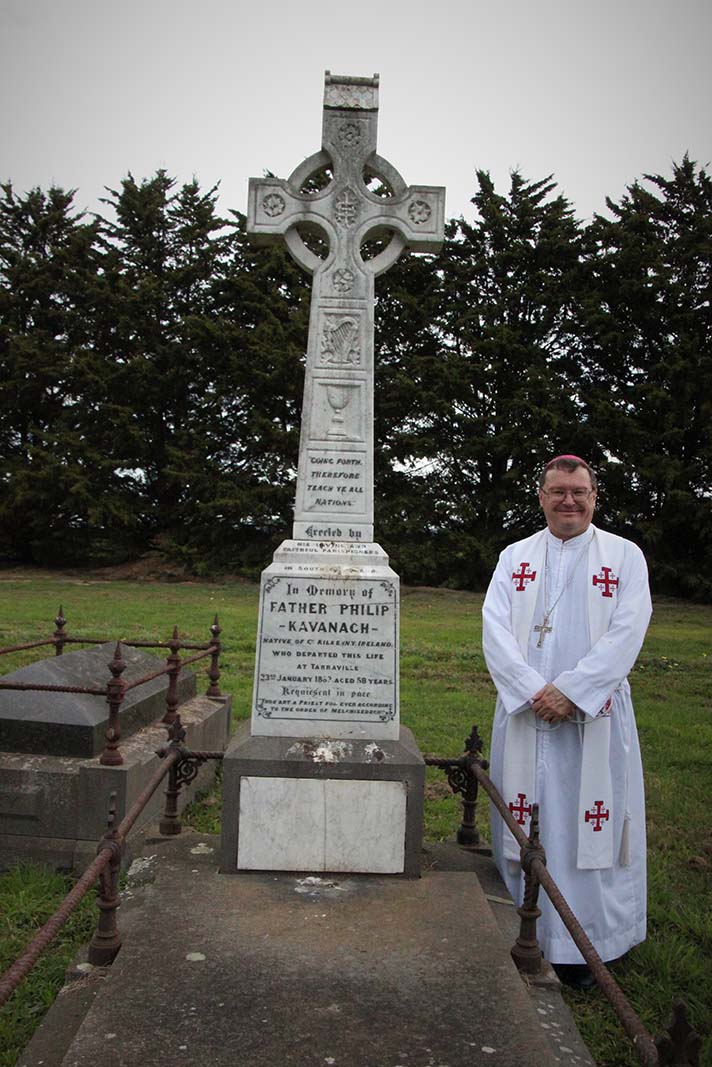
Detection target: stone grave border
<box><xmin>0</xmin><ymin>722</ymin><xmax>701</xmax><ymax>1065</ymax></box>
<box><xmin>0</xmin><ymin>607</ymin><xmax>223</xmax><ymax>765</ymax></box>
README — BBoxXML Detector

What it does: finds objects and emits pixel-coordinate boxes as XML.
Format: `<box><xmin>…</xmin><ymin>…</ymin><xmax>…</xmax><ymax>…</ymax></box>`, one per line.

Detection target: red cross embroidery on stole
<box><xmin>584</xmin><ymin>800</ymin><xmax>610</xmax><ymax>832</ymax></box>
<box><xmin>512</xmin><ymin>563</ymin><xmax>536</xmax><ymax>591</ymax></box>
<box><xmin>592</xmin><ymin>566</ymin><xmax>619</xmax><ymax>597</ymax></box>
<box><xmin>509</xmin><ymin>793</ymin><xmax>532</xmax><ymax>825</ymax></box>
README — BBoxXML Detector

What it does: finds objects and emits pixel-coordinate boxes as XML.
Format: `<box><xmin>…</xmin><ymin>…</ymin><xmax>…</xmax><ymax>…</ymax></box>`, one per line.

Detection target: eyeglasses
<box><xmin>540</xmin><ymin>488</ymin><xmax>595</xmax><ymax>501</ymax></box>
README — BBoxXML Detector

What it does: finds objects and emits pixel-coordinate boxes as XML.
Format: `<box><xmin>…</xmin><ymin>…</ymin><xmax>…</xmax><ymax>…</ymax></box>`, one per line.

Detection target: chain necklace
<box><xmin>533</xmin><ymin>531</ymin><xmax>594</xmax><ymax>648</ymax></box>
<box><xmin>528</xmin><ymin>528</ymin><xmax>597</xmax><ymax>731</ymax></box>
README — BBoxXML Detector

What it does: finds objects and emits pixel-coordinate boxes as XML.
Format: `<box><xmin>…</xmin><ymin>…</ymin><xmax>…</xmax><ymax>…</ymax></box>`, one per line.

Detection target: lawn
<box><xmin>0</xmin><ymin>572</ymin><xmax>710</xmax><ymax>1066</ymax></box>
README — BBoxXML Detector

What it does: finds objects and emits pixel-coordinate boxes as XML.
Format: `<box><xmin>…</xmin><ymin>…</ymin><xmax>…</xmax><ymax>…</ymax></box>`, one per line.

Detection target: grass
<box><xmin>0</xmin><ymin>574</ymin><xmax>711</xmax><ymax>1066</ymax></box>
<box><xmin>0</xmin><ymin>865</ymin><xmax>96</xmax><ymax>1066</ymax></box>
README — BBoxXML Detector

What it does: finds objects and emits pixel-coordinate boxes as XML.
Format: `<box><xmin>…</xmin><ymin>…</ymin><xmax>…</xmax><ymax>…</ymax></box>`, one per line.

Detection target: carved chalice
<box><xmin>326</xmin><ymin>383</ymin><xmax>355</xmax><ymax>437</ymax></box>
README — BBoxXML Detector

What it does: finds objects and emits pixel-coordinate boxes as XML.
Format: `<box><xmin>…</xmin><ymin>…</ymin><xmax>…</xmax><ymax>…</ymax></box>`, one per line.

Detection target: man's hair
<box><xmin>538</xmin><ymin>454</ymin><xmax>598</xmax><ymax>490</ymax></box>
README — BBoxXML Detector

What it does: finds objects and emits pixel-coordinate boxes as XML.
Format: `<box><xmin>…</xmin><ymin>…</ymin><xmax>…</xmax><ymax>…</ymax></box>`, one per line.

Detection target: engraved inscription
<box><xmin>283</xmin><ymin>538</ymin><xmax>381</xmax><ymax>555</ymax></box>
<box><xmin>303</xmin><ymin>450</ymin><xmax>367</xmax><ymax>513</ymax></box>
<box><xmin>255</xmin><ymin>575</ymin><xmax>397</xmax><ymax>724</ymax></box>
<box><xmin>320</xmin><ymin>314</ymin><xmax>361</xmax><ymax>367</ymax></box>
<box><xmin>262</xmin><ymin>193</ymin><xmax>286</xmax><ymax>217</ymax></box>
<box><xmin>408</xmin><ymin>199</ymin><xmax>432</xmax><ymax>225</ymax></box>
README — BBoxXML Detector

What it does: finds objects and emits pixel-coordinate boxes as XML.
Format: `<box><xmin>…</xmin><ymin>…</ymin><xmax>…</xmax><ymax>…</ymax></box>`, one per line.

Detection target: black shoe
<box><xmin>553</xmin><ymin>963</ymin><xmax>596</xmax><ymax>990</ymax></box>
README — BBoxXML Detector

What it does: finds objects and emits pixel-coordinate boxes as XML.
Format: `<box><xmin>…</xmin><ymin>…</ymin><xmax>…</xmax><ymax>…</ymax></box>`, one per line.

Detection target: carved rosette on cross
<box><xmin>246</xmin><ymin>71</ymin><xmax>445</xmax><ymax>544</ymax></box>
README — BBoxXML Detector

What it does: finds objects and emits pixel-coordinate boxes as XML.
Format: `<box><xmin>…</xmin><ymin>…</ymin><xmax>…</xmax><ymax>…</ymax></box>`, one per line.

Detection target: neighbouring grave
<box><xmin>0</xmin><ymin>640</ymin><xmax>230</xmax><ymax>872</ymax></box>
<box><xmin>0</xmin><ymin>642</ymin><xmax>196</xmax><ymax>757</ymax></box>
<box><xmin>221</xmin><ymin>72</ymin><xmax>445</xmax><ymax>876</ymax></box>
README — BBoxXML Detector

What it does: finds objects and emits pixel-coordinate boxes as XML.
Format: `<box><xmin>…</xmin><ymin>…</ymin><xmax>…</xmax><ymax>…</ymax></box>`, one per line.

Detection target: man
<box><xmin>482</xmin><ymin>455</ymin><xmax>652</xmax><ymax>988</ymax></box>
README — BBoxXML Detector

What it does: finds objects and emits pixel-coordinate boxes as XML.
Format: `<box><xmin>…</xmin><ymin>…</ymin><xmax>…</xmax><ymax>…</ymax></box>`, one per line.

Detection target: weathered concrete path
<box><xmin>18</xmin><ymin>831</ymin><xmax>595</xmax><ymax>1067</ymax></box>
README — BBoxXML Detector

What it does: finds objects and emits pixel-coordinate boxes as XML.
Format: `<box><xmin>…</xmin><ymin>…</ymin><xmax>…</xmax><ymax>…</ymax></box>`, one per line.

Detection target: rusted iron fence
<box><xmin>156</xmin><ymin>718</ymin><xmax>225</xmax><ymax>836</ymax></box>
<box><xmin>0</xmin><ymin>607</ymin><xmax>223</xmax><ymax>764</ymax></box>
<box><xmin>0</xmin><ymin>707</ymin><xmax>703</xmax><ymax>1065</ymax></box>
<box><xmin>0</xmin><ymin>745</ymin><xmax>178</xmax><ymax>1004</ymax></box>
<box><xmin>427</xmin><ymin>725</ymin><xmax>702</xmax><ymax>1067</ymax></box>
<box><xmin>0</xmin><ymin>715</ymin><xmax>223</xmax><ymax>1009</ymax></box>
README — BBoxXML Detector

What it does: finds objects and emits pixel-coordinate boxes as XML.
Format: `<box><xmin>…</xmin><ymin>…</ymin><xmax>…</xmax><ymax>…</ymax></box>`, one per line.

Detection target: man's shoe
<box><xmin>552</xmin><ymin>963</ymin><xmax>596</xmax><ymax>990</ymax></box>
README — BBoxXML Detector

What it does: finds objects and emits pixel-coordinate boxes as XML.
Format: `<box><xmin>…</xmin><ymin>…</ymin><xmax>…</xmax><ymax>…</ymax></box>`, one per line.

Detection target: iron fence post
<box><xmin>510</xmin><ymin>802</ymin><xmax>544</xmax><ymax>975</ymax></box>
<box><xmin>655</xmin><ymin>1000</ymin><xmax>702</xmax><ymax>1065</ymax></box>
<box><xmin>87</xmin><ymin>794</ymin><xmax>123</xmax><ymax>966</ymax></box>
<box><xmin>207</xmin><ymin>614</ymin><xmax>222</xmax><ymax>697</ymax></box>
<box><xmin>457</xmin><ymin>725</ymin><xmax>488</xmax><ymax>847</ymax></box>
<box><xmin>54</xmin><ymin>605</ymin><xmax>67</xmax><ymax>656</ymax></box>
<box><xmin>162</xmin><ymin>626</ymin><xmax>181</xmax><ymax>726</ymax></box>
<box><xmin>100</xmin><ymin>643</ymin><xmax>126</xmax><ymax>766</ymax></box>
<box><xmin>159</xmin><ymin>716</ymin><xmax>187</xmax><ymax>835</ymax></box>
<box><xmin>160</xmin><ymin>759</ymin><xmax>181</xmax><ymax>835</ymax></box>
<box><xmin>456</xmin><ymin>767</ymin><xmax>480</xmax><ymax>846</ymax></box>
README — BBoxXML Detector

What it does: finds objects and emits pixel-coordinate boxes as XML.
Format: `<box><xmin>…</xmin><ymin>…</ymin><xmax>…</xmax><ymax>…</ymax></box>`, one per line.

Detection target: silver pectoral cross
<box><xmin>534</xmin><ymin>619</ymin><xmax>553</xmax><ymax>647</ymax></box>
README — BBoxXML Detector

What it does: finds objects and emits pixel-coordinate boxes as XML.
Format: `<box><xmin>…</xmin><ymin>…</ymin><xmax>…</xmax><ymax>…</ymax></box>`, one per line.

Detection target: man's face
<box><xmin>538</xmin><ymin>465</ymin><xmax>597</xmax><ymax>541</ymax></box>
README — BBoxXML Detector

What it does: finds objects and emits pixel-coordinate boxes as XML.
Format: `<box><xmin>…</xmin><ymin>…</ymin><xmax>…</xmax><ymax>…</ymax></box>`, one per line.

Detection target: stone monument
<box><xmin>221</xmin><ymin>72</ymin><xmax>445</xmax><ymax>877</ymax></box>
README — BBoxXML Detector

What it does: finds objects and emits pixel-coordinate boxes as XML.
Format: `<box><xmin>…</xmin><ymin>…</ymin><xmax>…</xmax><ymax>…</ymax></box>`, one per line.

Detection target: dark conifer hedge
<box><xmin>1</xmin><ymin>160</ymin><xmax>710</xmax><ymax>597</ymax></box>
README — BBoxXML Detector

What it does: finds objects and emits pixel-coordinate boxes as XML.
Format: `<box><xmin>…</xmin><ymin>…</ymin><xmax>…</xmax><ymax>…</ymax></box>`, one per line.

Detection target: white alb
<box><xmin>482</xmin><ymin>524</ymin><xmax>652</xmax><ymax>964</ymax></box>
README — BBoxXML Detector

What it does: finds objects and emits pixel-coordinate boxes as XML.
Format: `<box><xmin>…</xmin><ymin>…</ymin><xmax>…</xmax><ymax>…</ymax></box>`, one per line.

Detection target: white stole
<box><xmin>502</xmin><ymin>528</ymin><xmax>625</xmax><ymax>869</ymax></box>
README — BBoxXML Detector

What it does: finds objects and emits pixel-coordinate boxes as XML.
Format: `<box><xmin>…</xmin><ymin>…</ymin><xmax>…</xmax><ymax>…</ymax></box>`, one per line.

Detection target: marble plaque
<box><xmin>252</xmin><ymin>571</ymin><xmax>398</xmax><ymax>739</ymax></box>
<box><xmin>236</xmin><ymin>776</ymin><xmax>406</xmax><ymax>873</ymax></box>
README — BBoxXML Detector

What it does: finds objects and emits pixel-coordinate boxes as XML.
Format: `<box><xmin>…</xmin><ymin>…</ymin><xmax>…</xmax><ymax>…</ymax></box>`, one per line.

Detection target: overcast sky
<box><xmin>2</xmin><ymin>0</ymin><xmax>710</xmax><ymax>226</ymax></box>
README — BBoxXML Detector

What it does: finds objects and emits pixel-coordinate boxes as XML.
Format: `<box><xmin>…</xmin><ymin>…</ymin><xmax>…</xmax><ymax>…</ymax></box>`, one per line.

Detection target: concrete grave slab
<box><xmin>19</xmin><ymin>831</ymin><xmax>574</xmax><ymax>1067</ymax></box>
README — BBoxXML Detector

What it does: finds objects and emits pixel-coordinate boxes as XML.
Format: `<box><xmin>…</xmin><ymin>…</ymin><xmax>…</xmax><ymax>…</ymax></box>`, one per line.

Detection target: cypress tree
<box><xmin>429</xmin><ymin>170</ymin><xmax>586</xmax><ymax>585</ymax></box>
<box><xmin>0</xmin><ymin>183</ymin><xmax>136</xmax><ymax>562</ymax></box>
<box><xmin>581</xmin><ymin>156</ymin><xmax>712</xmax><ymax>597</ymax></box>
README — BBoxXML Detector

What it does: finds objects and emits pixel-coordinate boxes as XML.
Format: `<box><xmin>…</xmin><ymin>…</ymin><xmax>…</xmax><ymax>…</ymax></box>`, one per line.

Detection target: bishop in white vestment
<box><xmin>482</xmin><ymin>456</ymin><xmax>652</xmax><ymax>972</ymax></box>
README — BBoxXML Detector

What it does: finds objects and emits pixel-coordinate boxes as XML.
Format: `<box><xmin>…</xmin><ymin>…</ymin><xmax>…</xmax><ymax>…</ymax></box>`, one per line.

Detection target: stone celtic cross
<box><xmin>247</xmin><ymin>72</ymin><xmax>445</xmax><ymax>543</ymax></box>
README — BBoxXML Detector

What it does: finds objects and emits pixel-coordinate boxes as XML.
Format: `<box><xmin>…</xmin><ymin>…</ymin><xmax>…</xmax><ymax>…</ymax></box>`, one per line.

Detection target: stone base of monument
<box><xmin>0</xmin><ymin>695</ymin><xmax>231</xmax><ymax>874</ymax></box>
<box><xmin>220</xmin><ymin>719</ymin><xmax>424</xmax><ymax>877</ymax></box>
